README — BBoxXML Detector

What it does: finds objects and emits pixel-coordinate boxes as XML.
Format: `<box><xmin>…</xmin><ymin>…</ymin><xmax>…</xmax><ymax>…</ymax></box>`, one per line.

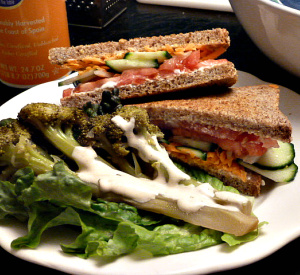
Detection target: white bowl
<box><xmin>229</xmin><ymin>0</ymin><xmax>300</xmax><ymax>77</ymax></box>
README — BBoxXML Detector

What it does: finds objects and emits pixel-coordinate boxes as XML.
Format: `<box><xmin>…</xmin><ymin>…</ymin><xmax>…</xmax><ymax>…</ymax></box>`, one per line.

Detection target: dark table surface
<box><xmin>0</xmin><ymin>0</ymin><xmax>299</xmax><ymax>274</ymax></box>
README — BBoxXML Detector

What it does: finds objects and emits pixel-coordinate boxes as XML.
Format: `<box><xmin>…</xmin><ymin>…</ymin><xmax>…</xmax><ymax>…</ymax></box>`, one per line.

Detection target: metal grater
<box><xmin>66</xmin><ymin>0</ymin><xmax>127</xmax><ymax>28</ymax></box>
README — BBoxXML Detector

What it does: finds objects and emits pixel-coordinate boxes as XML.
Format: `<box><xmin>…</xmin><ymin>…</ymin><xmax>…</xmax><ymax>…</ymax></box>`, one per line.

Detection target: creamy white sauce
<box><xmin>111</xmin><ymin>115</ymin><xmax>190</xmax><ymax>185</ymax></box>
<box><xmin>73</xmin><ymin>146</ymin><xmax>158</xmax><ymax>203</ymax></box>
<box><xmin>72</xmin><ymin>113</ymin><xmax>252</xmax><ymax>215</ymax></box>
<box><xmin>100</xmin><ymin>81</ymin><xmax>117</xmax><ymax>89</ymax></box>
<box><xmin>73</xmin><ymin>146</ymin><xmax>251</xmax><ymax>213</ymax></box>
<box><xmin>173</xmin><ymin>69</ymin><xmax>182</xmax><ymax>74</ymax></box>
<box><xmin>73</xmin><ymin>145</ymin><xmax>252</xmax><ymax>214</ymax></box>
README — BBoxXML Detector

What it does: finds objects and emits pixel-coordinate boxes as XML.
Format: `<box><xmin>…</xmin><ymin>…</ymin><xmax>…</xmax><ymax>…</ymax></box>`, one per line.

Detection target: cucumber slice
<box><xmin>58</xmin><ymin>70</ymin><xmax>96</xmax><ymax>86</ymax></box>
<box><xmin>240</xmin><ymin>161</ymin><xmax>298</xmax><ymax>183</ymax></box>
<box><xmin>176</xmin><ymin>146</ymin><xmax>207</xmax><ymax>160</ymax></box>
<box><xmin>254</xmin><ymin>141</ymin><xmax>295</xmax><ymax>170</ymax></box>
<box><xmin>172</xmin><ymin>136</ymin><xmax>216</xmax><ymax>152</ymax></box>
<box><xmin>106</xmin><ymin>59</ymin><xmax>159</xmax><ymax>73</ymax></box>
<box><xmin>124</xmin><ymin>51</ymin><xmax>172</xmax><ymax>63</ymax></box>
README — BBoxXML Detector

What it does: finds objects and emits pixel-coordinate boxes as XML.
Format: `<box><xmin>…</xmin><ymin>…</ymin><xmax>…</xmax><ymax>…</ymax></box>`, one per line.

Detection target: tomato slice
<box><xmin>62</xmin><ymin>51</ymin><xmax>229</xmax><ymax>97</ymax></box>
<box><xmin>183</xmin><ymin>50</ymin><xmax>201</xmax><ymax>70</ymax></box>
<box><xmin>158</xmin><ymin>54</ymin><xmax>186</xmax><ymax>73</ymax></box>
<box><xmin>62</xmin><ymin>88</ymin><xmax>73</xmax><ymax>98</ymax></box>
<box><xmin>117</xmin><ymin>68</ymin><xmax>158</xmax><ymax>86</ymax></box>
<box><xmin>172</xmin><ymin>126</ymin><xmax>278</xmax><ymax>159</ymax></box>
<box><xmin>71</xmin><ymin>76</ymin><xmax>120</xmax><ymax>94</ymax></box>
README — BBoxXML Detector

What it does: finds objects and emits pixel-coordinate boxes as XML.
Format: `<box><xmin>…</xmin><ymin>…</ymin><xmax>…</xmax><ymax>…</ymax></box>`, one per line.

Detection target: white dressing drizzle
<box><xmin>73</xmin><ymin>146</ymin><xmax>251</xmax><ymax>213</ymax></box>
<box><xmin>111</xmin><ymin>115</ymin><xmax>190</xmax><ymax>185</ymax></box>
<box><xmin>72</xmin><ymin>115</ymin><xmax>252</xmax><ymax>215</ymax></box>
<box><xmin>100</xmin><ymin>81</ymin><xmax>117</xmax><ymax>89</ymax></box>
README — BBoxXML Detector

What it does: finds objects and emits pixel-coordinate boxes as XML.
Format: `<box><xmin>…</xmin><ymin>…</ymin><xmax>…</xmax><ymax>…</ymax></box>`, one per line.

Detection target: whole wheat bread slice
<box><xmin>134</xmin><ymin>84</ymin><xmax>292</xmax><ymax>196</ymax></box>
<box><xmin>49</xmin><ymin>28</ymin><xmax>230</xmax><ymax>66</ymax></box>
<box><xmin>61</xmin><ymin>60</ymin><xmax>237</xmax><ymax>107</ymax></box>
<box><xmin>135</xmin><ymin>84</ymin><xmax>292</xmax><ymax>142</ymax></box>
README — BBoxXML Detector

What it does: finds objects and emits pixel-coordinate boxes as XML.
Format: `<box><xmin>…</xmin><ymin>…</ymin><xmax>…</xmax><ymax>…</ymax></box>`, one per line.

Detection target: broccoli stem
<box><xmin>36</xmin><ymin>123</ymin><xmax>116</xmax><ymax>170</ymax></box>
<box><xmin>42</xmin><ymin>125</ymin><xmax>79</xmax><ymax>159</ymax></box>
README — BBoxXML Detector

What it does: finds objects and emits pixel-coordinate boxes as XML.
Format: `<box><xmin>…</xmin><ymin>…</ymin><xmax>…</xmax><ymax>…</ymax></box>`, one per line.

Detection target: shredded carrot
<box><xmin>268</xmin><ymin>84</ymin><xmax>279</xmax><ymax>89</ymax></box>
<box><xmin>200</xmin><ymin>46</ymin><xmax>227</xmax><ymax>61</ymax></box>
<box><xmin>165</xmin><ymin>142</ymin><xmax>248</xmax><ymax>182</ymax></box>
<box><xmin>81</xmin><ymin>57</ymin><xmax>106</xmax><ymax>65</ymax></box>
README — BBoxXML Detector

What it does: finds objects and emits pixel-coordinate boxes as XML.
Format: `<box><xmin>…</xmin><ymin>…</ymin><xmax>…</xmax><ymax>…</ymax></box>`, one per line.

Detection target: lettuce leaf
<box><xmin>0</xmin><ymin>162</ymin><xmax>261</xmax><ymax>259</ymax></box>
<box><xmin>221</xmin><ymin>221</ymin><xmax>268</xmax><ymax>246</ymax></box>
<box><xmin>0</xmin><ymin>167</ymin><xmax>34</xmax><ymax>221</ymax></box>
<box><xmin>175</xmin><ymin>162</ymin><xmax>240</xmax><ymax>193</ymax></box>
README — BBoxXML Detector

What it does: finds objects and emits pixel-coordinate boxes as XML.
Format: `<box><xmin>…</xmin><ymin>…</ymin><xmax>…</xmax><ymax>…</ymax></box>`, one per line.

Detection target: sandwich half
<box><xmin>134</xmin><ymin>84</ymin><xmax>297</xmax><ymax>196</ymax></box>
<box><xmin>49</xmin><ymin>28</ymin><xmax>238</xmax><ymax>107</ymax></box>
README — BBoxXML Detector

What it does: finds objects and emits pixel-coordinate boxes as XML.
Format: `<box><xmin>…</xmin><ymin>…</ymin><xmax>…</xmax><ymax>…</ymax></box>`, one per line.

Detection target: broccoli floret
<box><xmin>80</xmin><ymin>88</ymin><xmax>163</xmax><ymax>177</ymax></box>
<box><xmin>80</xmin><ymin>89</ymin><xmax>163</xmax><ymax>177</ymax></box>
<box><xmin>81</xmin><ymin>111</ymin><xmax>141</xmax><ymax>176</ymax></box>
<box><xmin>18</xmin><ymin>102</ymin><xmax>115</xmax><ymax>171</ymax></box>
<box><xmin>115</xmin><ymin>105</ymin><xmax>164</xmax><ymax>141</ymax></box>
<box><xmin>17</xmin><ymin>100</ymin><xmax>183</xmax><ymax>183</ymax></box>
<box><xmin>110</xmin><ymin>107</ymin><xmax>190</xmax><ymax>183</ymax></box>
<box><xmin>0</xmin><ymin>118</ymin><xmax>55</xmax><ymax>180</ymax></box>
<box><xmin>88</xmin><ymin>106</ymin><xmax>163</xmax><ymax>155</ymax></box>
<box><xmin>81</xmin><ymin>105</ymin><xmax>165</xmax><ymax>178</ymax></box>
<box><xmin>18</xmin><ymin>103</ymin><xmax>89</xmax><ymax>159</ymax></box>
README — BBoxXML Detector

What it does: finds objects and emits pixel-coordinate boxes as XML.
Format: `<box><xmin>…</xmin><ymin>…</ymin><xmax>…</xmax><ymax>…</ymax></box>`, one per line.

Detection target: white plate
<box><xmin>0</xmin><ymin>71</ymin><xmax>299</xmax><ymax>274</ymax></box>
<box><xmin>136</xmin><ymin>0</ymin><xmax>233</xmax><ymax>12</ymax></box>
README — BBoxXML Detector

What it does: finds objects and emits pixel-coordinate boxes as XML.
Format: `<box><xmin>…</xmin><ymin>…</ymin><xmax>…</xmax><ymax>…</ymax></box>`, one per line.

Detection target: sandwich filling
<box><xmin>62</xmin><ymin>50</ymin><xmax>229</xmax><ymax>98</ymax></box>
<box><xmin>164</xmin><ymin>142</ymin><xmax>249</xmax><ymax>183</ymax></box>
<box><xmin>161</xmin><ymin>125</ymin><xmax>279</xmax><ymax>182</ymax></box>
<box><xmin>171</xmin><ymin>125</ymin><xmax>279</xmax><ymax>160</ymax></box>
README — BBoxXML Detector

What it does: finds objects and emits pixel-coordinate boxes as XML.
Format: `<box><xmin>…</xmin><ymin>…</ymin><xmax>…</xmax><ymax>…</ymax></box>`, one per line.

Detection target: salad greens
<box><xmin>0</xmin><ymin>161</ymin><xmax>261</xmax><ymax>258</ymax></box>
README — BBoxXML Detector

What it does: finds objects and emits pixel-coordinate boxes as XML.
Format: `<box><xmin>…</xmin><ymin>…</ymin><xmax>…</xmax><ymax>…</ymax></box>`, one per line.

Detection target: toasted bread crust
<box><xmin>136</xmin><ymin>85</ymin><xmax>292</xmax><ymax>142</ymax></box>
<box><xmin>60</xmin><ymin>61</ymin><xmax>238</xmax><ymax>107</ymax></box>
<box><xmin>49</xmin><ymin>28</ymin><xmax>230</xmax><ymax>66</ymax></box>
